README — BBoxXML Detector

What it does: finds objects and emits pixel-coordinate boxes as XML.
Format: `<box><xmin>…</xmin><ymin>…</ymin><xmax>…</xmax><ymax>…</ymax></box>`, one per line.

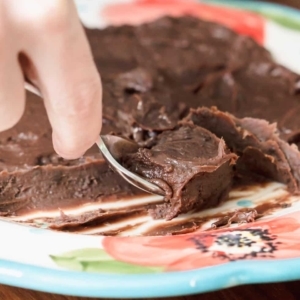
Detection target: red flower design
<box><xmin>102</xmin><ymin>0</ymin><xmax>264</xmax><ymax>44</ymax></box>
<box><xmin>102</xmin><ymin>212</ymin><xmax>300</xmax><ymax>271</ymax></box>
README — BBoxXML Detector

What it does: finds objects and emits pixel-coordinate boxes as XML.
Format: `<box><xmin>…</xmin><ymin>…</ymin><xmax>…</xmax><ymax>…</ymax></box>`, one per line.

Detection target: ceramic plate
<box><xmin>2</xmin><ymin>0</ymin><xmax>300</xmax><ymax>298</ymax></box>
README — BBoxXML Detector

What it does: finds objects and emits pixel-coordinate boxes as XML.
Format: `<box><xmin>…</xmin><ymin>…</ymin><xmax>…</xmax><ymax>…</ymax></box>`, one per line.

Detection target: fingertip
<box><xmin>0</xmin><ymin>84</ymin><xmax>26</xmax><ymax>132</ymax></box>
<box><xmin>52</xmin><ymin>131</ymin><xmax>99</xmax><ymax>160</ymax></box>
<box><xmin>0</xmin><ymin>105</ymin><xmax>24</xmax><ymax>131</ymax></box>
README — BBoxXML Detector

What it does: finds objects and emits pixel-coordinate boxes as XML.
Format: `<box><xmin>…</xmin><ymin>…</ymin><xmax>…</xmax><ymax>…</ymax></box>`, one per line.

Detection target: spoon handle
<box><xmin>24</xmin><ymin>80</ymin><xmax>42</xmax><ymax>97</ymax></box>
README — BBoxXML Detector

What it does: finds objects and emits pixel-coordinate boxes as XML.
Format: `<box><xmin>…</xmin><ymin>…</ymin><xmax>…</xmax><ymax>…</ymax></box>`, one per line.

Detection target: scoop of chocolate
<box><xmin>122</xmin><ymin>124</ymin><xmax>237</xmax><ymax>220</ymax></box>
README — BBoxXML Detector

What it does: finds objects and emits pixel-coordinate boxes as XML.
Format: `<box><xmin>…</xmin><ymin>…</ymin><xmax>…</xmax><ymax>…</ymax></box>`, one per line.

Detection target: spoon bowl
<box><xmin>97</xmin><ymin>135</ymin><xmax>165</xmax><ymax>196</ymax></box>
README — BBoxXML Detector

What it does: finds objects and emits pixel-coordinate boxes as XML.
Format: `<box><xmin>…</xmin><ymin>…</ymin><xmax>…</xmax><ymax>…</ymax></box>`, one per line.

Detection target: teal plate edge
<box><xmin>205</xmin><ymin>0</ymin><xmax>300</xmax><ymax>30</ymax></box>
<box><xmin>2</xmin><ymin>1</ymin><xmax>300</xmax><ymax>298</ymax></box>
<box><xmin>2</xmin><ymin>257</ymin><xmax>300</xmax><ymax>298</ymax></box>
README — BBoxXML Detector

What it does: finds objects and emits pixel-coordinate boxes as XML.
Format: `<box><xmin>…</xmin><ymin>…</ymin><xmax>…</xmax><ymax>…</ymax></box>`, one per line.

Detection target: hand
<box><xmin>0</xmin><ymin>0</ymin><xmax>102</xmax><ymax>159</ymax></box>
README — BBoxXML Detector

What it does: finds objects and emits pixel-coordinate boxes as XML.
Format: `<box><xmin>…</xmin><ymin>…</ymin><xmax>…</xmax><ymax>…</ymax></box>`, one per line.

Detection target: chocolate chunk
<box><xmin>114</xmin><ymin>67</ymin><xmax>153</xmax><ymax>94</ymax></box>
<box><xmin>211</xmin><ymin>208</ymin><xmax>258</xmax><ymax>229</ymax></box>
<box><xmin>132</xmin><ymin>94</ymin><xmax>187</xmax><ymax>132</ymax></box>
<box><xmin>185</xmin><ymin>107</ymin><xmax>300</xmax><ymax>192</ymax></box>
<box><xmin>122</xmin><ymin>124</ymin><xmax>237</xmax><ymax>220</ymax></box>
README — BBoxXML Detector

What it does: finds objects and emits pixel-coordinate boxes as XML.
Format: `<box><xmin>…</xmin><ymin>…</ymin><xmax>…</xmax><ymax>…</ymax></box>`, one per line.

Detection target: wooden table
<box><xmin>265</xmin><ymin>0</ymin><xmax>300</xmax><ymax>9</ymax></box>
<box><xmin>1</xmin><ymin>281</ymin><xmax>300</xmax><ymax>300</ymax></box>
<box><xmin>2</xmin><ymin>0</ymin><xmax>300</xmax><ymax>299</ymax></box>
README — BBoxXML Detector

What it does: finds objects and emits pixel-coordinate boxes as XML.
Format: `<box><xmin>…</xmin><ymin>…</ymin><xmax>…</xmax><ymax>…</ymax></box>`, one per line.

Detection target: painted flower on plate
<box><xmin>103</xmin><ymin>211</ymin><xmax>300</xmax><ymax>271</ymax></box>
<box><xmin>102</xmin><ymin>0</ymin><xmax>265</xmax><ymax>44</ymax></box>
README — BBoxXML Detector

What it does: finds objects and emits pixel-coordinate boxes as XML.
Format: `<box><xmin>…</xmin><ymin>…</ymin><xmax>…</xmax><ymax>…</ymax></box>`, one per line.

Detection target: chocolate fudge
<box><xmin>1</xmin><ymin>16</ymin><xmax>300</xmax><ymax>221</ymax></box>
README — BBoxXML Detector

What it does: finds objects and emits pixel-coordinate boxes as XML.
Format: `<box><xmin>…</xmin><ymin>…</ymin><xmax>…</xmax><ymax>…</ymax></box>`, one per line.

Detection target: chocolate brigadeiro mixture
<box><xmin>1</xmin><ymin>16</ymin><xmax>300</xmax><ymax>222</ymax></box>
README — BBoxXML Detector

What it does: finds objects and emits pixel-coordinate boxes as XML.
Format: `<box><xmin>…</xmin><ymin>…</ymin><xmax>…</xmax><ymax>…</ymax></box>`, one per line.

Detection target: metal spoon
<box><xmin>96</xmin><ymin>135</ymin><xmax>165</xmax><ymax>195</ymax></box>
<box><xmin>24</xmin><ymin>80</ymin><xmax>165</xmax><ymax>196</ymax></box>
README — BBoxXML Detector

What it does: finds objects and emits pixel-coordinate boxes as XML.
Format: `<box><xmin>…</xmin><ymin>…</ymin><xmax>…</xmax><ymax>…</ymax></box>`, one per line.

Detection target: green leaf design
<box><xmin>53</xmin><ymin>248</ymin><xmax>114</xmax><ymax>262</ymax></box>
<box><xmin>51</xmin><ymin>256</ymin><xmax>84</xmax><ymax>272</ymax></box>
<box><xmin>50</xmin><ymin>248</ymin><xmax>163</xmax><ymax>274</ymax></box>
<box><xmin>259</xmin><ymin>12</ymin><xmax>300</xmax><ymax>31</ymax></box>
<box><xmin>207</xmin><ymin>0</ymin><xmax>300</xmax><ymax>31</ymax></box>
<box><xmin>83</xmin><ymin>261</ymin><xmax>162</xmax><ymax>274</ymax></box>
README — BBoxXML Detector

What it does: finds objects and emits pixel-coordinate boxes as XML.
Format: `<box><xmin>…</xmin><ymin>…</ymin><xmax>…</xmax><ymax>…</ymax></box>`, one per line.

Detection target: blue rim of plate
<box><xmin>208</xmin><ymin>0</ymin><xmax>300</xmax><ymax>29</ymax></box>
<box><xmin>2</xmin><ymin>1</ymin><xmax>300</xmax><ymax>298</ymax></box>
<box><xmin>2</xmin><ymin>257</ymin><xmax>300</xmax><ymax>298</ymax></box>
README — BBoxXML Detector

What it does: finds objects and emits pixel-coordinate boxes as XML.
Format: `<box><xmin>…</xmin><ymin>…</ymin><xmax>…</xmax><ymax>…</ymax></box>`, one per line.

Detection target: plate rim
<box><xmin>2</xmin><ymin>257</ymin><xmax>300</xmax><ymax>298</ymax></box>
<box><xmin>2</xmin><ymin>0</ymin><xmax>300</xmax><ymax>298</ymax></box>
